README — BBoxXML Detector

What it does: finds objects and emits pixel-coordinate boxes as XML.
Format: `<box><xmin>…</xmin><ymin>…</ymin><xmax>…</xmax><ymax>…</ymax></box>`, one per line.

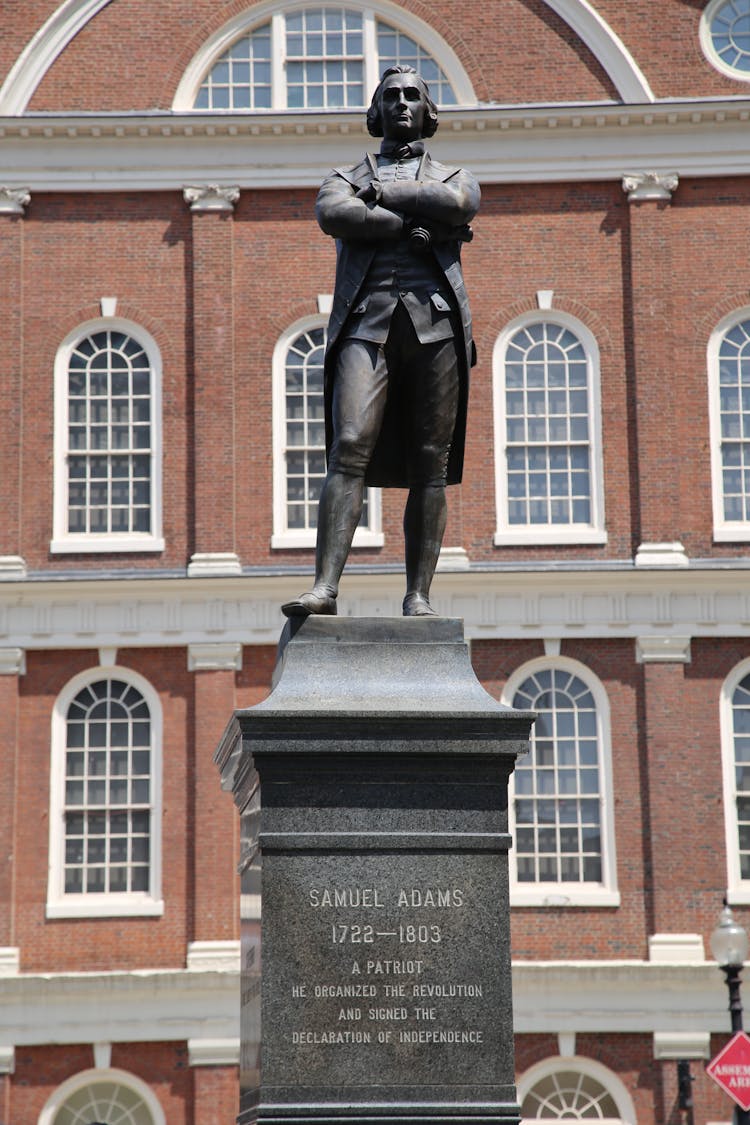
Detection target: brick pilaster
<box><xmin>623</xmin><ymin>173</ymin><xmax>683</xmax><ymax>557</ymax></box>
<box><xmin>184</xmin><ymin>186</ymin><xmax>242</xmax><ymax>576</ymax></box>
<box><xmin>0</xmin><ymin>194</ymin><xmax>29</xmax><ymax>574</ymax></box>
<box><xmin>188</xmin><ymin>644</ymin><xmax>241</xmax><ymax>940</ymax></box>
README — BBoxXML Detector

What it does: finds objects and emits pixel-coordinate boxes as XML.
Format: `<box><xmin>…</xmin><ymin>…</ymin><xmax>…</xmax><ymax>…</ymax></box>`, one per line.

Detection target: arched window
<box><xmin>38</xmin><ymin>1067</ymin><xmax>166</xmax><ymax>1125</ymax></box>
<box><xmin>271</xmin><ymin>315</ymin><xmax>382</xmax><ymax>548</ymax></box>
<box><xmin>493</xmin><ymin>314</ymin><xmax>606</xmax><ymax>546</ymax></box>
<box><xmin>701</xmin><ymin>0</ymin><xmax>750</xmax><ymax>82</ymax></box>
<box><xmin>517</xmin><ymin>1057</ymin><xmax>636</xmax><ymax>1123</ymax></box>
<box><xmin>52</xmin><ymin>319</ymin><xmax>164</xmax><ymax>554</ymax></box>
<box><xmin>708</xmin><ymin>309</ymin><xmax>750</xmax><ymax>541</ymax></box>
<box><xmin>47</xmin><ymin>668</ymin><xmax>163</xmax><ymax>918</ymax></box>
<box><xmin>502</xmin><ymin>658</ymin><xmax>618</xmax><ymax>907</ymax></box>
<box><xmin>173</xmin><ymin>2</ymin><xmax>475</xmax><ymax>112</ymax></box>
<box><xmin>720</xmin><ymin>659</ymin><xmax>750</xmax><ymax>901</ymax></box>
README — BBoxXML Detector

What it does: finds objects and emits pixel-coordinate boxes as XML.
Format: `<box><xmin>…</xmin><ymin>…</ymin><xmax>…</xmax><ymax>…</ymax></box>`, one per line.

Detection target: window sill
<box><xmin>46</xmin><ymin>896</ymin><xmax>164</xmax><ymax>919</ymax></box>
<box><xmin>510</xmin><ymin>888</ymin><xmax>620</xmax><ymax>908</ymax></box>
<box><xmin>726</xmin><ymin>888</ymin><xmax>750</xmax><ymax>906</ymax></box>
<box><xmin>271</xmin><ymin>530</ymin><xmax>384</xmax><ymax>550</ymax></box>
<box><xmin>50</xmin><ymin>536</ymin><xmax>165</xmax><ymax>554</ymax></box>
<box><xmin>713</xmin><ymin>527</ymin><xmax>750</xmax><ymax>543</ymax></box>
<box><xmin>495</xmin><ymin>528</ymin><xmax>608</xmax><ymax>547</ymax></box>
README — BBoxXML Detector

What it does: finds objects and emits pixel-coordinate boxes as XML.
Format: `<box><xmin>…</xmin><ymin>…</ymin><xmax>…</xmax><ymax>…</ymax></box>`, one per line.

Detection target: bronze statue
<box><xmin>282</xmin><ymin>66</ymin><xmax>480</xmax><ymax>618</ymax></box>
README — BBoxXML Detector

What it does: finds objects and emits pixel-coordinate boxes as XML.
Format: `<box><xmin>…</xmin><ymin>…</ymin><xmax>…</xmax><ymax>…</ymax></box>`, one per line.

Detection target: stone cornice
<box><xmin>3</xmin><ymin>566</ymin><xmax>750</xmax><ymax>649</ymax></box>
<box><xmin>4</xmin><ymin>98</ymin><xmax>750</xmax><ymax>189</ymax></box>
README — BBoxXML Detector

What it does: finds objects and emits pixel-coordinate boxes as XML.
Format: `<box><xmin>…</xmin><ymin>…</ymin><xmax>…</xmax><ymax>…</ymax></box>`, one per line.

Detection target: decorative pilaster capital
<box><xmin>0</xmin><ymin>186</ymin><xmax>31</xmax><ymax>215</ymax></box>
<box><xmin>635</xmin><ymin>636</ymin><xmax>691</xmax><ymax>664</ymax></box>
<box><xmin>183</xmin><ymin>184</ymin><xmax>240</xmax><ymax>213</ymax></box>
<box><xmin>622</xmin><ymin>172</ymin><xmax>679</xmax><ymax>203</ymax></box>
<box><xmin>188</xmin><ymin>642</ymin><xmax>242</xmax><ymax>672</ymax></box>
<box><xmin>0</xmin><ymin>648</ymin><xmax>26</xmax><ymax>675</ymax></box>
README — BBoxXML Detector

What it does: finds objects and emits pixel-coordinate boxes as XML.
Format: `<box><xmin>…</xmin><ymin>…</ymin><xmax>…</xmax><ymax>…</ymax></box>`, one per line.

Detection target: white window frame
<box><xmin>172</xmin><ymin>0</ymin><xmax>476</xmax><ymax>112</ymax></box>
<box><xmin>51</xmin><ymin>317</ymin><xmax>165</xmax><ymax>554</ymax></box>
<box><xmin>708</xmin><ymin>307</ymin><xmax>750</xmax><ymax>542</ymax></box>
<box><xmin>38</xmin><ymin>1066</ymin><xmax>166</xmax><ymax>1125</ymax></box>
<box><xmin>502</xmin><ymin>655</ymin><xmax>619</xmax><ymax>908</ymax></box>
<box><xmin>517</xmin><ymin>1056</ymin><xmax>636</xmax><ymax>1125</ymax></box>
<box><xmin>47</xmin><ymin>665</ymin><xmax>164</xmax><ymax>919</ymax></box>
<box><xmin>721</xmin><ymin>657</ymin><xmax>750</xmax><ymax>904</ymax></box>
<box><xmin>700</xmin><ymin>0</ymin><xmax>750</xmax><ymax>83</ymax></box>
<box><xmin>271</xmin><ymin>313</ymin><xmax>383</xmax><ymax>549</ymax></box>
<box><xmin>493</xmin><ymin>311</ymin><xmax>607</xmax><ymax>546</ymax></box>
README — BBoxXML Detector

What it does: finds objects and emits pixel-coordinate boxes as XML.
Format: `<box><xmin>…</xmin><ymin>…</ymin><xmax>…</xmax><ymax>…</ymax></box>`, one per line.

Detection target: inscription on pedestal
<box><xmin>261</xmin><ymin>851</ymin><xmax>510</xmax><ymax>1089</ymax></box>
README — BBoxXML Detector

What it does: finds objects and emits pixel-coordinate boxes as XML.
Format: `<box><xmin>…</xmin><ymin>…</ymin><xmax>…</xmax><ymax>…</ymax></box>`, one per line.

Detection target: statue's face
<box><xmin>378</xmin><ymin>72</ymin><xmax>427</xmax><ymax>142</ymax></box>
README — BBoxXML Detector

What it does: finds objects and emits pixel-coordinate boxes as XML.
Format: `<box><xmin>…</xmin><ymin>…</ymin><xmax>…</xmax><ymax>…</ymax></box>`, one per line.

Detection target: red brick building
<box><xmin>2</xmin><ymin>1</ymin><xmax>750</xmax><ymax>1121</ymax></box>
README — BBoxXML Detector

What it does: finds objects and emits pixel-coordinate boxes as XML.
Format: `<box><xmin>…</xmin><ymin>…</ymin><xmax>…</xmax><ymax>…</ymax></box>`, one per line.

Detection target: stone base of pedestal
<box><xmin>216</xmin><ymin>618</ymin><xmax>533</xmax><ymax>1125</ymax></box>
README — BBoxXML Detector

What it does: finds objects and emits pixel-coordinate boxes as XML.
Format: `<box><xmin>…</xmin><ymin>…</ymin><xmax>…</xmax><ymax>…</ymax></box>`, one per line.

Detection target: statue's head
<box><xmin>366</xmin><ymin>65</ymin><xmax>439</xmax><ymax>140</ymax></box>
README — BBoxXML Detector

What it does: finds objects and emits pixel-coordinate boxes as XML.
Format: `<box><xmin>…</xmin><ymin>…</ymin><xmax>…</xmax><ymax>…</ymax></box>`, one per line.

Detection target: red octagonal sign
<box><xmin>708</xmin><ymin>1031</ymin><xmax>750</xmax><ymax>1110</ymax></box>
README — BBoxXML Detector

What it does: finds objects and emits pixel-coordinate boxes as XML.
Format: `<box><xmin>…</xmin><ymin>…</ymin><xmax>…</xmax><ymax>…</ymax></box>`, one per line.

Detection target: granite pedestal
<box><xmin>214</xmin><ymin>617</ymin><xmax>534</xmax><ymax>1125</ymax></box>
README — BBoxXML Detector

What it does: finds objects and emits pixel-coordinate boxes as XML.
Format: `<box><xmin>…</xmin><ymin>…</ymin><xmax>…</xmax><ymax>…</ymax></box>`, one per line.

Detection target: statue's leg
<box><xmin>401</xmin><ymin>331</ymin><xmax>460</xmax><ymax>617</ymax></box>
<box><xmin>403</xmin><ymin>484</ymin><xmax>447</xmax><ymax>616</ymax></box>
<box><xmin>282</xmin><ymin>338</ymin><xmax>386</xmax><ymax>618</ymax></box>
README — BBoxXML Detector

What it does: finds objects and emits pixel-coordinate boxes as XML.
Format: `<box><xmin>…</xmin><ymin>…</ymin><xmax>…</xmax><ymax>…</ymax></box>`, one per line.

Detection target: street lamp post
<box><xmin>711</xmin><ymin>901</ymin><xmax>750</xmax><ymax>1125</ymax></box>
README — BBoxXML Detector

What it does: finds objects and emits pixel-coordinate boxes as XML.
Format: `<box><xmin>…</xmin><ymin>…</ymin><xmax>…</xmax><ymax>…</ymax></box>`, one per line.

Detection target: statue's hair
<box><xmin>366</xmin><ymin>65</ymin><xmax>439</xmax><ymax>138</ymax></box>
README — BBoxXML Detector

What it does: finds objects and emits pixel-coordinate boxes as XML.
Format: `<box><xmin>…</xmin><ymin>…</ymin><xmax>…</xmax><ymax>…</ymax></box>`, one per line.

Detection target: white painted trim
<box><xmin>540</xmin><ymin>0</ymin><xmax>655</xmax><ymax>104</ymax></box>
<box><xmin>9</xmin><ymin>101</ymin><xmax>750</xmax><ymax>190</ymax></box>
<box><xmin>708</xmin><ymin>307</ymin><xmax>750</xmax><ymax>541</ymax></box>
<box><xmin>188</xmin><ymin>1037</ymin><xmax>240</xmax><ymax>1066</ymax></box>
<box><xmin>187</xmin><ymin>940</ymin><xmax>241</xmax><ymax>971</ymax></box>
<box><xmin>653</xmin><ymin>1030</ymin><xmax>711</xmax><ymax>1060</ymax></box>
<box><xmin>501</xmin><ymin>655</ymin><xmax>619</xmax><ymax>907</ymax></box>
<box><xmin>93</xmin><ymin>1041</ymin><xmax>111</xmax><ymax>1069</ymax></box>
<box><xmin>38</xmin><ymin>1066</ymin><xmax>166</xmax><ymax>1125</ymax></box>
<box><xmin>720</xmin><ymin>657</ymin><xmax>750</xmax><ymax>899</ymax></box>
<box><xmin>517</xmin><ymin>1054</ymin><xmax>637</xmax><ymax>1124</ymax></box>
<box><xmin>7</xmin><ymin>567</ymin><xmax>750</xmax><ymax>650</ymax></box>
<box><xmin>0</xmin><ymin>187</ymin><xmax>30</xmax><ymax>214</ymax></box>
<box><xmin>271</xmin><ymin>312</ymin><xmax>383</xmax><ymax>550</ymax></box>
<box><xmin>622</xmin><ymin>171</ymin><xmax>679</xmax><ymax>202</ymax></box>
<box><xmin>635</xmin><ymin>542</ymin><xmax>690</xmax><ymax>567</ymax></box>
<box><xmin>701</xmin><ymin>0</ymin><xmax>750</xmax><ymax>84</ymax></box>
<box><xmin>0</xmin><ymin>1047</ymin><xmax>14</xmax><ymax>1074</ymax></box>
<box><xmin>171</xmin><ymin>0</ymin><xmax>476</xmax><ymax>112</ymax></box>
<box><xmin>648</xmin><ymin>934</ymin><xmax>705</xmax><ymax>962</ymax></box>
<box><xmin>635</xmin><ymin>636</ymin><xmax>692</xmax><ymax>664</ymax></box>
<box><xmin>46</xmin><ymin>664</ymin><xmax>164</xmax><ymax>919</ymax></box>
<box><xmin>187</xmin><ymin>552</ymin><xmax>243</xmax><ymax>577</ymax></box>
<box><xmin>0</xmin><ymin>556</ymin><xmax>27</xmax><ymax>579</ymax></box>
<box><xmin>187</xmin><ymin>643</ymin><xmax>242</xmax><ymax>672</ymax></box>
<box><xmin>51</xmin><ymin>316</ymin><xmax>164</xmax><ymax>555</ymax></box>
<box><xmin>0</xmin><ymin>648</ymin><xmax>26</xmax><ymax>675</ymax></box>
<box><xmin>0</xmin><ymin>958</ymin><xmax>736</xmax><ymax>1047</ymax></box>
<box><xmin>0</xmin><ymin>0</ymin><xmax>115</xmax><ymax>116</ymax></box>
<box><xmin>0</xmin><ymin>948</ymin><xmax>20</xmax><ymax>976</ymax></box>
<box><xmin>492</xmin><ymin>309</ymin><xmax>607</xmax><ymax>547</ymax></box>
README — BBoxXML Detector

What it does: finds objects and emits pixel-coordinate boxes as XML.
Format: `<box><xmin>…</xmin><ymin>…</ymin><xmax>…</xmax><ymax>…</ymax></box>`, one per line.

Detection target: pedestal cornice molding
<box><xmin>183</xmin><ymin>185</ymin><xmax>240</xmax><ymax>212</ymax></box>
<box><xmin>0</xmin><ymin>187</ymin><xmax>30</xmax><ymax>214</ymax></box>
<box><xmin>622</xmin><ymin>171</ymin><xmax>679</xmax><ymax>202</ymax></box>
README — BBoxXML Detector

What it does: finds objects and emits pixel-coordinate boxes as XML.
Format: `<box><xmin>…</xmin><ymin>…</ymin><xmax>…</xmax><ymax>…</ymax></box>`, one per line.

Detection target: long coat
<box><xmin>315</xmin><ymin>151</ymin><xmax>480</xmax><ymax>487</ymax></box>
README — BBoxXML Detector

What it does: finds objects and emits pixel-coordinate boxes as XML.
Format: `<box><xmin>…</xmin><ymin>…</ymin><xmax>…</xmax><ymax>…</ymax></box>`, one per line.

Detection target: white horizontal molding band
<box><xmin>0</xmin><ymin>961</ymin><xmax>729</xmax><ymax>1046</ymax></box>
<box><xmin>3</xmin><ymin>99</ymin><xmax>750</xmax><ymax>189</ymax></box>
<box><xmin>3</xmin><ymin>568</ymin><xmax>750</xmax><ymax>649</ymax></box>
<box><xmin>0</xmin><ymin>968</ymin><xmax>239</xmax><ymax>1047</ymax></box>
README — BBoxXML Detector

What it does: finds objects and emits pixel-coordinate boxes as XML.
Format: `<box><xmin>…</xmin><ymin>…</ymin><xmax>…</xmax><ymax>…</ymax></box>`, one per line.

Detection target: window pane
<box><xmin>63</xmin><ymin>679</ymin><xmax>153</xmax><ymax>898</ymax></box>
<box><xmin>502</xmin><ymin>322</ymin><xmax>594</xmax><ymax>529</ymax></box>
<box><xmin>512</xmin><ymin>669</ymin><xmax>603</xmax><ymax>886</ymax></box>
<box><xmin>65</xmin><ymin>330</ymin><xmax>153</xmax><ymax>537</ymax></box>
